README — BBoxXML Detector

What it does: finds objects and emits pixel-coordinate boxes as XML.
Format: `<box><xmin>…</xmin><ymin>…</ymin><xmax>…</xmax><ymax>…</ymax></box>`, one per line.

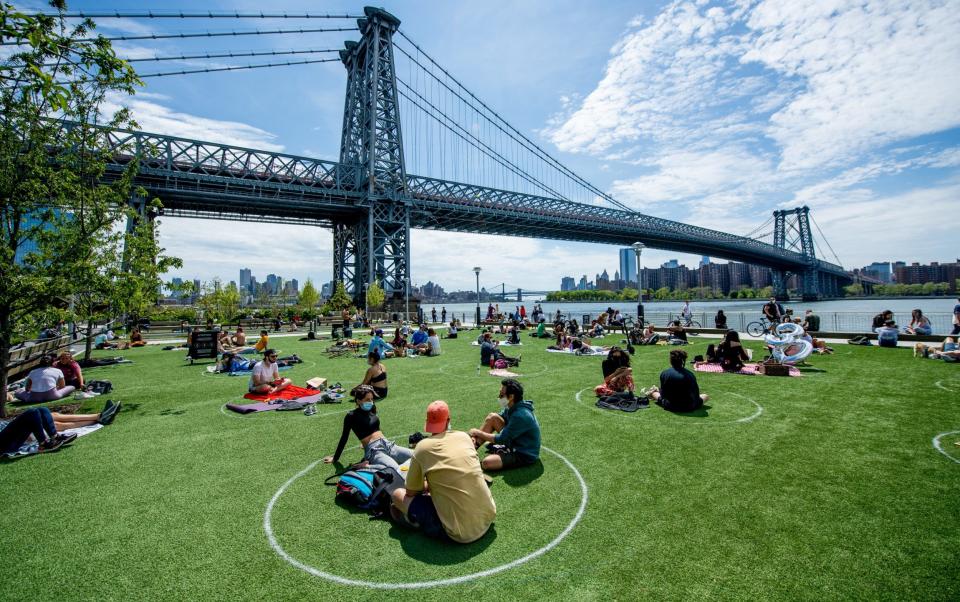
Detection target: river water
<box><xmin>419</xmin><ymin>297</ymin><xmax>959</xmax><ymax>333</ymax></box>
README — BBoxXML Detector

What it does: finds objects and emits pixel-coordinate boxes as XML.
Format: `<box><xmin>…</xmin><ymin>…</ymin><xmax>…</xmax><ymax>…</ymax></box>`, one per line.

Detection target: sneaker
<box><xmin>55</xmin><ymin>432</ymin><xmax>78</xmax><ymax>446</ymax></box>
<box><xmin>638</xmin><ymin>397</ymin><xmax>650</xmax><ymax>409</ymax></box>
<box><xmin>98</xmin><ymin>401</ymin><xmax>121</xmax><ymax>425</ymax></box>
<box><xmin>100</xmin><ymin>399</ymin><xmax>115</xmax><ymax>415</ymax></box>
<box><xmin>39</xmin><ymin>437</ymin><xmax>66</xmax><ymax>453</ymax></box>
<box><xmin>303</xmin><ymin>404</ymin><xmax>317</xmax><ymax>416</ymax></box>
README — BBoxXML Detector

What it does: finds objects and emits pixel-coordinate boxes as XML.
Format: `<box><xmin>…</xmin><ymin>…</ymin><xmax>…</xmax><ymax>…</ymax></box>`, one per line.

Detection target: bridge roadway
<box><xmin>100</xmin><ymin>126</ymin><xmax>847</xmax><ymax>278</ymax></box>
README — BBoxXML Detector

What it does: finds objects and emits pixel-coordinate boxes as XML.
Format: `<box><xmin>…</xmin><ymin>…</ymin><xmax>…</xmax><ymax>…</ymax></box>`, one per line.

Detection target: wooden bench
<box><xmin>5</xmin><ymin>334</ymin><xmax>79</xmax><ymax>381</ymax></box>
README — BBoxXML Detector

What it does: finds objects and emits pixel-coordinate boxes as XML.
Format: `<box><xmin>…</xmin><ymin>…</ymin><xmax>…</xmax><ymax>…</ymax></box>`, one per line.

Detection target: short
<box><xmin>491</xmin><ymin>448</ymin><xmax>537</xmax><ymax>470</ymax></box>
<box><xmin>406</xmin><ymin>495</ymin><xmax>447</xmax><ymax>540</ymax></box>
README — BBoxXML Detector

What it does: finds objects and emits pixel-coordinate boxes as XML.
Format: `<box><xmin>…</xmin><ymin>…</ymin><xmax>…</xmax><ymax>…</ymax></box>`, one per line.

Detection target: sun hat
<box><xmin>351</xmin><ymin>384</ymin><xmax>380</xmax><ymax>399</ymax></box>
<box><xmin>424</xmin><ymin>400</ymin><xmax>449</xmax><ymax>434</ymax></box>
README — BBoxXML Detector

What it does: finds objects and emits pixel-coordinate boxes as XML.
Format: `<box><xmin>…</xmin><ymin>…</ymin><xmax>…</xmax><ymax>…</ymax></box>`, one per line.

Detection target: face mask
<box><xmin>361</xmin><ymin>402</ymin><xmax>374</xmax><ymax>411</ymax></box>
<box><xmin>498</xmin><ymin>397</ymin><xmax>509</xmax><ymax>409</ymax></box>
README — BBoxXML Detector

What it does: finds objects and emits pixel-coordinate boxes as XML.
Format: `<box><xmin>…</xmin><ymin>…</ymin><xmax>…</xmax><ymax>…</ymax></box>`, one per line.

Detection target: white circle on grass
<box><xmin>932</xmin><ymin>430</ymin><xmax>960</xmax><ymax>464</ymax></box>
<box><xmin>263</xmin><ymin>444</ymin><xmax>588</xmax><ymax>589</ymax></box>
<box><xmin>575</xmin><ymin>388</ymin><xmax>762</xmax><ymax>424</ymax></box>
<box><xmin>934</xmin><ymin>380</ymin><xmax>957</xmax><ymax>393</ymax></box>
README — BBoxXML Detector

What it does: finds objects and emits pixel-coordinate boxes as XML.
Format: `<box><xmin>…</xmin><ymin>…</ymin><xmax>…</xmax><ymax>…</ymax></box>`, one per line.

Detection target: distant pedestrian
<box><xmin>519</xmin><ymin>305</ymin><xmax>526</xmax><ymax>320</ymax></box>
<box><xmin>953</xmin><ymin>297</ymin><xmax>960</xmax><ymax>335</ymax></box>
<box><xmin>441</xmin><ymin>306</ymin><xmax>447</xmax><ymax>322</ymax></box>
<box><xmin>431</xmin><ymin>307</ymin><xmax>437</xmax><ymax>323</ymax></box>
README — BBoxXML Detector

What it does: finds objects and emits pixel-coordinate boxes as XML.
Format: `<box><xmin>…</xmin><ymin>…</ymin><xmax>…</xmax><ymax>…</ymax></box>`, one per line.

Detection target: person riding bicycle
<box><xmin>680</xmin><ymin>300</ymin><xmax>693</xmax><ymax>325</ymax></box>
<box><xmin>762</xmin><ymin>296</ymin><xmax>784</xmax><ymax>325</ymax></box>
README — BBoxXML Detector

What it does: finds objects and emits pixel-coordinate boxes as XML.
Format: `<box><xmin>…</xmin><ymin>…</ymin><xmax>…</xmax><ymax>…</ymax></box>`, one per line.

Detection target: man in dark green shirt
<box><xmin>469</xmin><ymin>379</ymin><xmax>541</xmax><ymax>471</ymax></box>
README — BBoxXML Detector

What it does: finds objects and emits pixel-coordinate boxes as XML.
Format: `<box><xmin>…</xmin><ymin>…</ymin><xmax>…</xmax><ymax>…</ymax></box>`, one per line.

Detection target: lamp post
<box><xmin>404</xmin><ymin>276</ymin><xmax>410</xmax><ymax>324</ymax></box>
<box><xmin>473</xmin><ymin>266</ymin><xmax>482</xmax><ymax>326</ymax></box>
<box><xmin>632</xmin><ymin>242</ymin><xmax>645</xmax><ymax>324</ymax></box>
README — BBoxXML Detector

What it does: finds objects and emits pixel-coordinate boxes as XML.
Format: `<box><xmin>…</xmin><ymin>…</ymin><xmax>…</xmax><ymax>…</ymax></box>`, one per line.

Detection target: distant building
<box><xmin>661</xmin><ymin>259</ymin><xmax>680</xmax><ymax>269</ymax></box>
<box><xmin>861</xmin><ymin>261</ymin><xmax>892</xmax><ymax>283</ymax></box>
<box><xmin>578</xmin><ymin>275</ymin><xmax>589</xmax><ymax>291</ymax></box>
<box><xmin>239</xmin><ymin>268</ymin><xmax>252</xmax><ymax>292</ymax></box>
<box><xmin>894</xmin><ymin>261</ymin><xmax>960</xmax><ymax>289</ymax></box>
<box><xmin>619</xmin><ymin>248</ymin><xmax>637</xmax><ymax>286</ymax></box>
<box><xmin>560</xmin><ymin>276</ymin><xmax>576</xmax><ymax>291</ymax></box>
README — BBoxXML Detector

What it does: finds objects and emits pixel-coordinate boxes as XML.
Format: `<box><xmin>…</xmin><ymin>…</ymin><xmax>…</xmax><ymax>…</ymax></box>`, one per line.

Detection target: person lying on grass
<box><xmin>646</xmin><ymin>349</ymin><xmax>709</xmax><ymax>413</ymax></box>
<box><xmin>248</xmin><ymin>349</ymin><xmax>292</xmax><ymax>394</ymax></box>
<box><xmin>0</xmin><ymin>401</ymin><xmax>121</xmax><ymax>455</ymax></box>
<box><xmin>391</xmin><ymin>400</ymin><xmax>497</xmax><ymax>543</ymax></box>
<box><xmin>468</xmin><ymin>378</ymin><xmax>541</xmax><ymax>471</ymax></box>
<box><xmin>595</xmin><ymin>347</ymin><xmax>634</xmax><ymax>397</ymax></box>
<box><xmin>323</xmin><ymin>384</ymin><xmax>411</xmax><ymax>472</ymax></box>
<box><xmin>360</xmin><ymin>352</ymin><xmax>388</xmax><ymax>399</ymax></box>
<box><xmin>915</xmin><ymin>337</ymin><xmax>959</xmax><ymax>361</ymax></box>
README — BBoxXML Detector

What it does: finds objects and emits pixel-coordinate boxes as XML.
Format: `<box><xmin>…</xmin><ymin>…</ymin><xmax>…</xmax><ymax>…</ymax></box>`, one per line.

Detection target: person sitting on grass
<box><xmin>480</xmin><ymin>332</ymin><xmax>520</xmax><ymax>367</ymax></box>
<box><xmin>323</xmin><ymin>384</ymin><xmax>411</xmax><ymax>472</ymax></box>
<box><xmin>426</xmin><ymin>328</ymin><xmax>442</xmax><ymax>356</ymax></box>
<box><xmin>875</xmin><ymin>320</ymin><xmax>899</xmax><ymax>348</ymax></box>
<box><xmin>469</xmin><ymin>379</ymin><xmax>541</xmax><ymax>471</ymax></box>
<box><xmin>666</xmin><ymin>320</ymin><xmax>688</xmax><ymax>344</ymax></box>
<box><xmin>594</xmin><ymin>347</ymin><xmax>633</xmax><ymax>397</ymax></box>
<box><xmin>13</xmin><ymin>354</ymin><xmax>76</xmax><ymax>403</ymax></box>
<box><xmin>368</xmin><ymin>329</ymin><xmax>395</xmax><ymax>359</ymax></box>
<box><xmin>647</xmin><ymin>349</ymin><xmax>709</xmax><ymax>413</ymax></box>
<box><xmin>802</xmin><ymin>309</ymin><xmax>820</xmax><ymax>333</ymax></box>
<box><xmin>217</xmin><ymin>330</ymin><xmax>234</xmax><ymax>353</ymax></box>
<box><xmin>905</xmin><ymin>309</ymin><xmax>933</xmax><ymax>336</ymax></box>
<box><xmin>530</xmin><ymin>320</ymin><xmax>550</xmax><ymax>339</ymax></box>
<box><xmin>248</xmin><ymin>349</ymin><xmax>292</xmax><ymax>394</ymax></box>
<box><xmin>54</xmin><ymin>351</ymin><xmax>84</xmax><ymax>390</ymax></box>
<box><xmin>715</xmin><ymin>310</ymin><xmax>728</xmax><ymax>330</ymax></box>
<box><xmin>129</xmin><ymin>328</ymin><xmax>146</xmax><ymax>347</ymax></box>
<box><xmin>390</xmin><ymin>327</ymin><xmax>408</xmax><ymax>354</ymax></box>
<box><xmin>254</xmin><ymin>330</ymin><xmax>270</xmax><ymax>353</ymax></box>
<box><xmin>716</xmin><ymin>330</ymin><xmax>750</xmax><ymax>372</ymax></box>
<box><xmin>392</xmin><ymin>400</ymin><xmax>497</xmax><ymax>543</ymax></box>
<box><xmin>94</xmin><ymin>330</ymin><xmax>117</xmax><ymax>350</ymax></box>
<box><xmin>232</xmin><ymin>326</ymin><xmax>247</xmax><ymax>346</ymax></box>
<box><xmin>361</xmin><ymin>351</ymin><xmax>389</xmax><ymax>399</ymax></box>
<box><xmin>446</xmin><ymin>320</ymin><xmax>458</xmax><ymax>339</ymax></box>
<box><xmin>411</xmin><ymin>324</ymin><xmax>429</xmax><ymax>348</ymax></box>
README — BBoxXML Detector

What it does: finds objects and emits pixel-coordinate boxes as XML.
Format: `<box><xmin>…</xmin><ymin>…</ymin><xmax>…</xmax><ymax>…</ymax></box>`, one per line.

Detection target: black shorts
<box><xmin>407</xmin><ymin>495</ymin><xmax>447</xmax><ymax>540</ymax></box>
<box><xmin>492</xmin><ymin>448</ymin><xmax>537</xmax><ymax>470</ymax></box>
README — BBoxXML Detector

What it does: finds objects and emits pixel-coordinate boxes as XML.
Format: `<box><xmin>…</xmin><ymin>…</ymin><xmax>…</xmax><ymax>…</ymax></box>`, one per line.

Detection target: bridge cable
<box><xmin>25</xmin><ymin>12</ymin><xmax>362</xmax><ymax>19</ymax></box>
<box><xmin>396</xmin><ymin>80</ymin><xmax>572</xmax><ymax>201</ymax></box>
<box><xmin>395</xmin><ymin>32</ymin><xmax>638</xmax><ymax>214</ymax></box>
<box><xmin>809</xmin><ymin>213</ymin><xmax>843</xmax><ymax>267</ymax></box>
<box><xmin>1</xmin><ymin>27</ymin><xmax>360</xmax><ymax>45</ymax></box>
<box><xmin>38</xmin><ymin>48</ymin><xmax>340</xmax><ymax>67</ymax></box>
<box><xmin>135</xmin><ymin>57</ymin><xmax>341</xmax><ymax>78</ymax></box>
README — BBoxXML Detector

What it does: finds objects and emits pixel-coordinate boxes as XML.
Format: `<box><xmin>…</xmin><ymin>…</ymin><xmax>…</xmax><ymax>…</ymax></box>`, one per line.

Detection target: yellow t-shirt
<box><xmin>254</xmin><ymin>335</ymin><xmax>268</xmax><ymax>352</ymax></box>
<box><xmin>405</xmin><ymin>430</ymin><xmax>496</xmax><ymax>543</ymax></box>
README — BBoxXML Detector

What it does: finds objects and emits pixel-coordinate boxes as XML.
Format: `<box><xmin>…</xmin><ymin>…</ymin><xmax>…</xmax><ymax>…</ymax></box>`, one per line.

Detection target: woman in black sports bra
<box><xmin>322</xmin><ymin>384</ymin><xmax>410</xmax><ymax>471</ymax></box>
<box><xmin>361</xmin><ymin>351</ymin><xmax>388</xmax><ymax>398</ymax></box>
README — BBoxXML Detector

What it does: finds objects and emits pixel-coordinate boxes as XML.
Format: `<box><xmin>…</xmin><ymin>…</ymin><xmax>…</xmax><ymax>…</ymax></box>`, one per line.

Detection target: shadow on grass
<box><xmin>387</xmin><ymin>522</ymin><xmax>496</xmax><ymax>564</ymax></box>
<box><xmin>500</xmin><ymin>460</ymin><xmax>544</xmax><ymax>487</ymax></box>
<box><xmin>159</xmin><ymin>408</ymin><xmax>186</xmax><ymax>416</ymax></box>
<box><xmin>668</xmin><ymin>404</ymin><xmax>711</xmax><ymax>418</ymax></box>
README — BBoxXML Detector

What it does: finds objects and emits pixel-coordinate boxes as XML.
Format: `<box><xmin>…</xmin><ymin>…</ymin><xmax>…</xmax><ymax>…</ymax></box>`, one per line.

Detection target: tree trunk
<box><xmin>83</xmin><ymin>316</ymin><xmax>94</xmax><ymax>362</ymax></box>
<box><xmin>0</xmin><ymin>314</ymin><xmax>11</xmax><ymax>419</ymax></box>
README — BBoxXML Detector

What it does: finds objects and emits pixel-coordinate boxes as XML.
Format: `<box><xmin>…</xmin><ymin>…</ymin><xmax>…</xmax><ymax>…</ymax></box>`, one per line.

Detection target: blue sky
<box><xmin>40</xmin><ymin>0</ymin><xmax>960</xmax><ymax>291</ymax></box>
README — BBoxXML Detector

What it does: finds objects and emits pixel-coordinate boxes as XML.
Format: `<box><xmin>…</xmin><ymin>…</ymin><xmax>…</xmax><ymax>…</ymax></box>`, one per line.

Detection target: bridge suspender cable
<box><xmin>38</xmin><ymin>49</ymin><xmax>340</xmax><ymax>68</ymax></box>
<box><xmin>0</xmin><ymin>27</ymin><xmax>359</xmax><ymax>45</ymax></box>
<box><xmin>24</xmin><ymin>12</ymin><xmax>362</xmax><ymax>19</ymax></box>
<box><xmin>395</xmin><ymin>31</ymin><xmax>638</xmax><ymax>215</ymax></box>
<box><xmin>810</xmin><ymin>213</ymin><xmax>843</xmax><ymax>267</ymax></box>
<box><xmin>134</xmin><ymin>57</ymin><xmax>341</xmax><ymax>78</ymax></box>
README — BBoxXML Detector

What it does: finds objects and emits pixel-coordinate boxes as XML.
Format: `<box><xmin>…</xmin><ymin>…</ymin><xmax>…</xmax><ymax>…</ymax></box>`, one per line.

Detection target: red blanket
<box><xmin>243</xmin><ymin>385</ymin><xmax>324</xmax><ymax>403</ymax></box>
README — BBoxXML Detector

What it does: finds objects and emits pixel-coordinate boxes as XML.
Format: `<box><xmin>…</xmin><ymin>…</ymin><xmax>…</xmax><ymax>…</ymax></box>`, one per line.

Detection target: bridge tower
<box><xmin>772</xmin><ymin>206</ymin><xmax>820</xmax><ymax>301</ymax></box>
<box><xmin>333</xmin><ymin>7</ymin><xmax>410</xmax><ymax>306</ymax></box>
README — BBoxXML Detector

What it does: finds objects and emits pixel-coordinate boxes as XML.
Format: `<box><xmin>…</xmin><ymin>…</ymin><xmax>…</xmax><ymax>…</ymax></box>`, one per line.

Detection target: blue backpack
<box><xmin>325</xmin><ymin>466</ymin><xmax>404</xmax><ymax>515</ymax></box>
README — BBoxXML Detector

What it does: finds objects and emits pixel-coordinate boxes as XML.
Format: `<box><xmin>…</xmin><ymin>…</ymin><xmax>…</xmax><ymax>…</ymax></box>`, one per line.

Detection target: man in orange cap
<box><xmin>391</xmin><ymin>400</ymin><xmax>496</xmax><ymax>543</ymax></box>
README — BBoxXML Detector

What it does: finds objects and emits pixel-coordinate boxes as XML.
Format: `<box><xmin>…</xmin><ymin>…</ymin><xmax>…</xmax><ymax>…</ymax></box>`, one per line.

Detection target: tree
<box><xmin>366</xmin><ymin>280</ymin><xmax>386</xmax><ymax>310</ymax></box>
<box><xmin>328</xmin><ymin>281</ymin><xmax>352</xmax><ymax>311</ymax></box>
<box><xmin>0</xmin><ymin>3</ymin><xmax>148</xmax><ymax>417</ymax></box>
<box><xmin>298</xmin><ymin>278</ymin><xmax>320</xmax><ymax>316</ymax></box>
<box><xmin>843</xmin><ymin>283</ymin><xmax>863</xmax><ymax>297</ymax></box>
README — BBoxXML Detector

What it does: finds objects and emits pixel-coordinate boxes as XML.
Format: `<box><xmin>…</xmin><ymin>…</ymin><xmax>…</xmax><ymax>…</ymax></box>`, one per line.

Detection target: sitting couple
<box><xmin>480</xmin><ymin>332</ymin><xmax>520</xmax><ymax>367</ymax></box>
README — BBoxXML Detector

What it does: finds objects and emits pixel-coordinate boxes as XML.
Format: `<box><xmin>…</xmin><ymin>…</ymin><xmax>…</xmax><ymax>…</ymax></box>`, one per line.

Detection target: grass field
<box><xmin>1</xmin><ymin>331</ymin><xmax>958</xmax><ymax>601</ymax></box>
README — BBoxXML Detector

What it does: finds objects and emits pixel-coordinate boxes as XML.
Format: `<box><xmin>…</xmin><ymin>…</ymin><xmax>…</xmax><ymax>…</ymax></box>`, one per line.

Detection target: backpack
<box><xmin>325</xmin><ymin>465</ymin><xmax>405</xmax><ymax>517</ymax></box>
<box><xmin>87</xmin><ymin>380</ymin><xmax>113</xmax><ymax>394</ymax></box>
<box><xmin>494</xmin><ymin>359</ymin><xmax>508</xmax><ymax>369</ymax></box>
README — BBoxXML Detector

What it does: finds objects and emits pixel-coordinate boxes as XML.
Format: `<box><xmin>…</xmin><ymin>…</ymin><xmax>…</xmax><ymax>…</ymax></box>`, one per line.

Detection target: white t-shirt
<box><xmin>28</xmin><ymin>367</ymin><xmax>64</xmax><ymax>393</ymax></box>
<box><xmin>249</xmin><ymin>360</ymin><xmax>279</xmax><ymax>389</ymax></box>
<box><xmin>428</xmin><ymin>335</ymin><xmax>441</xmax><ymax>355</ymax></box>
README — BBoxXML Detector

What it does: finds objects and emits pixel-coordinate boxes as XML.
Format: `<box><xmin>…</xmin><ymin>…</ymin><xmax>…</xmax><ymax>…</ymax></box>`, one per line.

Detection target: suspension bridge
<box><xmin>59</xmin><ymin>7</ymin><xmax>849</xmax><ymax>302</ymax></box>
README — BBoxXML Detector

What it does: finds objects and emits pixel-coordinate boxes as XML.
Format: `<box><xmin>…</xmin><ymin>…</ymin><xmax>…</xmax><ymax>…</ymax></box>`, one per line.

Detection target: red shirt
<box><xmin>55</xmin><ymin>360</ymin><xmax>82</xmax><ymax>386</ymax></box>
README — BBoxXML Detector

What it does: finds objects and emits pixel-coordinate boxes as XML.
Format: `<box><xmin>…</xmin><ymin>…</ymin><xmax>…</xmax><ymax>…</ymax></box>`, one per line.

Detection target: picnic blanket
<box><xmin>2</xmin><ymin>423</ymin><xmax>103</xmax><ymax>459</ymax></box>
<box><xmin>471</xmin><ymin>341</ymin><xmax>522</xmax><ymax>346</ymax></box>
<box><xmin>546</xmin><ymin>346</ymin><xmax>608</xmax><ymax>355</ymax></box>
<box><xmin>206</xmin><ymin>364</ymin><xmax>293</xmax><ymax>376</ymax></box>
<box><xmin>694</xmin><ymin>362</ymin><xmax>802</xmax><ymax>377</ymax></box>
<box><xmin>242</xmin><ymin>385</ymin><xmax>323</xmax><ymax>403</ymax></box>
<box><xmin>596</xmin><ymin>396</ymin><xmax>644</xmax><ymax>412</ymax></box>
<box><xmin>488</xmin><ymin>368</ymin><xmax>520</xmax><ymax>377</ymax></box>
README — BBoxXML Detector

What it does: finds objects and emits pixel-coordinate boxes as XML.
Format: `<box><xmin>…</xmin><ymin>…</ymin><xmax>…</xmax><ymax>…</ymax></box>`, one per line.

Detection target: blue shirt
<box><xmin>411</xmin><ymin>330</ymin><xmax>428</xmax><ymax>345</ymax></box>
<box><xmin>367</xmin><ymin>336</ymin><xmax>394</xmax><ymax>359</ymax></box>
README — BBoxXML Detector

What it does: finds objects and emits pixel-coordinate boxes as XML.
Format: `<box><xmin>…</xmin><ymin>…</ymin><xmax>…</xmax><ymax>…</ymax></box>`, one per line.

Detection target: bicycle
<box><xmin>671</xmin><ymin>314</ymin><xmax>701</xmax><ymax>328</ymax></box>
<box><xmin>746</xmin><ymin>317</ymin><xmax>775</xmax><ymax>337</ymax></box>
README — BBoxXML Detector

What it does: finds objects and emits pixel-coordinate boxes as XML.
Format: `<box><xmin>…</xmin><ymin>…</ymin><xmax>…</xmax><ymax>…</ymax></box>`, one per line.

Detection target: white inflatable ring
<box><xmin>775</xmin><ymin>322</ymin><xmax>804</xmax><ymax>337</ymax></box>
<box><xmin>778</xmin><ymin>340</ymin><xmax>813</xmax><ymax>364</ymax></box>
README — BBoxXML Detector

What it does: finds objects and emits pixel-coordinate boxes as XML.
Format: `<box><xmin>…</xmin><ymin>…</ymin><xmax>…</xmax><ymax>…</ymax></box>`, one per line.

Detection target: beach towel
<box><xmin>206</xmin><ymin>364</ymin><xmax>293</xmax><ymax>376</ymax></box>
<box><xmin>471</xmin><ymin>341</ymin><xmax>521</xmax><ymax>346</ymax></box>
<box><xmin>546</xmin><ymin>346</ymin><xmax>607</xmax><ymax>355</ymax></box>
<box><xmin>488</xmin><ymin>368</ymin><xmax>520</xmax><ymax>377</ymax></box>
<box><xmin>225</xmin><ymin>401</ymin><xmax>275</xmax><ymax>414</ymax></box>
<box><xmin>2</xmin><ymin>423</ymin><xmax>104</xmax><ymax>459</ymax></box>
<box><xmin>694</xmin><ymin>362</ymin><xmax>802</xmax><ymax>377</ymax></box>
<box><xmin>242</xmin><ymin>385</ymin><xmax>324</xmax><ymax>403</ymax></box>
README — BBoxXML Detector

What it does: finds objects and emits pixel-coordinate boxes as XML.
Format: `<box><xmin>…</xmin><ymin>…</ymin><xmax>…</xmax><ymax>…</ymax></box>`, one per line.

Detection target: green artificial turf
<box><xmin>1</xmin><ymin>332</ymin><xmax>958</xmax><ymax>601</ymax></box>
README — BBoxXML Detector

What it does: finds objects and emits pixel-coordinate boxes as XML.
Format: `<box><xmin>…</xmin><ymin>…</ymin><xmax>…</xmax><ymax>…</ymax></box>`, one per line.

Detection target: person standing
<box><xmin>680</xmin><ymin>300</ymin><xmax>692</xmax><ymax>325</ymax></box>
<box><xmin>441</xmin><ymin>306</ymin><xmax>447</xmax><ymax>323</ymax></box>
<box><xmin>391</xmin><ymin>401</ymin><xmax>496</xmax><ymax>543</ymax></box>
<box><xmin>802</xmin><ymin>309</ymin><xmax>820</xmax><ymax>332</ymax></box>
<box><xmin>953</xmin><ymin>297</ymin><xmax>960</xmax><ymax>336</ymax></box>
<box><xmin>431</xmin><ymin>307</ymin><xmax>437</xmax><ymax>323</ymax></box>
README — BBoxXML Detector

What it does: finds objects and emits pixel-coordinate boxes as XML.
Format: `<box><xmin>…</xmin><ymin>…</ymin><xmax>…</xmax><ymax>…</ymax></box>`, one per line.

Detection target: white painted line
<box><xmin>932</xmin><ymin>430</ymin><xmax>960</xmax><ymax>464</ymax></box>
<box><xmin>575</xmin><ymin>388</ymin><xmax>763</xmax><ymax>424</ymax></box>
<box><xmin>934</xmin><ymin>380</ymin><xmax>958</xmax><ymax>392</ymax></box>
<box><xmin>263</xmin><ymin>444</ymin><xmax>588</xmax><ymax>589</ymax></box>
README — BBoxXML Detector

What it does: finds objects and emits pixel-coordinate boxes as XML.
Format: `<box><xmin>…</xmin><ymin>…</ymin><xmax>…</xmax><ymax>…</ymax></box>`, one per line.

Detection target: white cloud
<box><xmin>101</xmin><ymin>91</ymin><xmax>284</xmax><ymax>151</ymax></box>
